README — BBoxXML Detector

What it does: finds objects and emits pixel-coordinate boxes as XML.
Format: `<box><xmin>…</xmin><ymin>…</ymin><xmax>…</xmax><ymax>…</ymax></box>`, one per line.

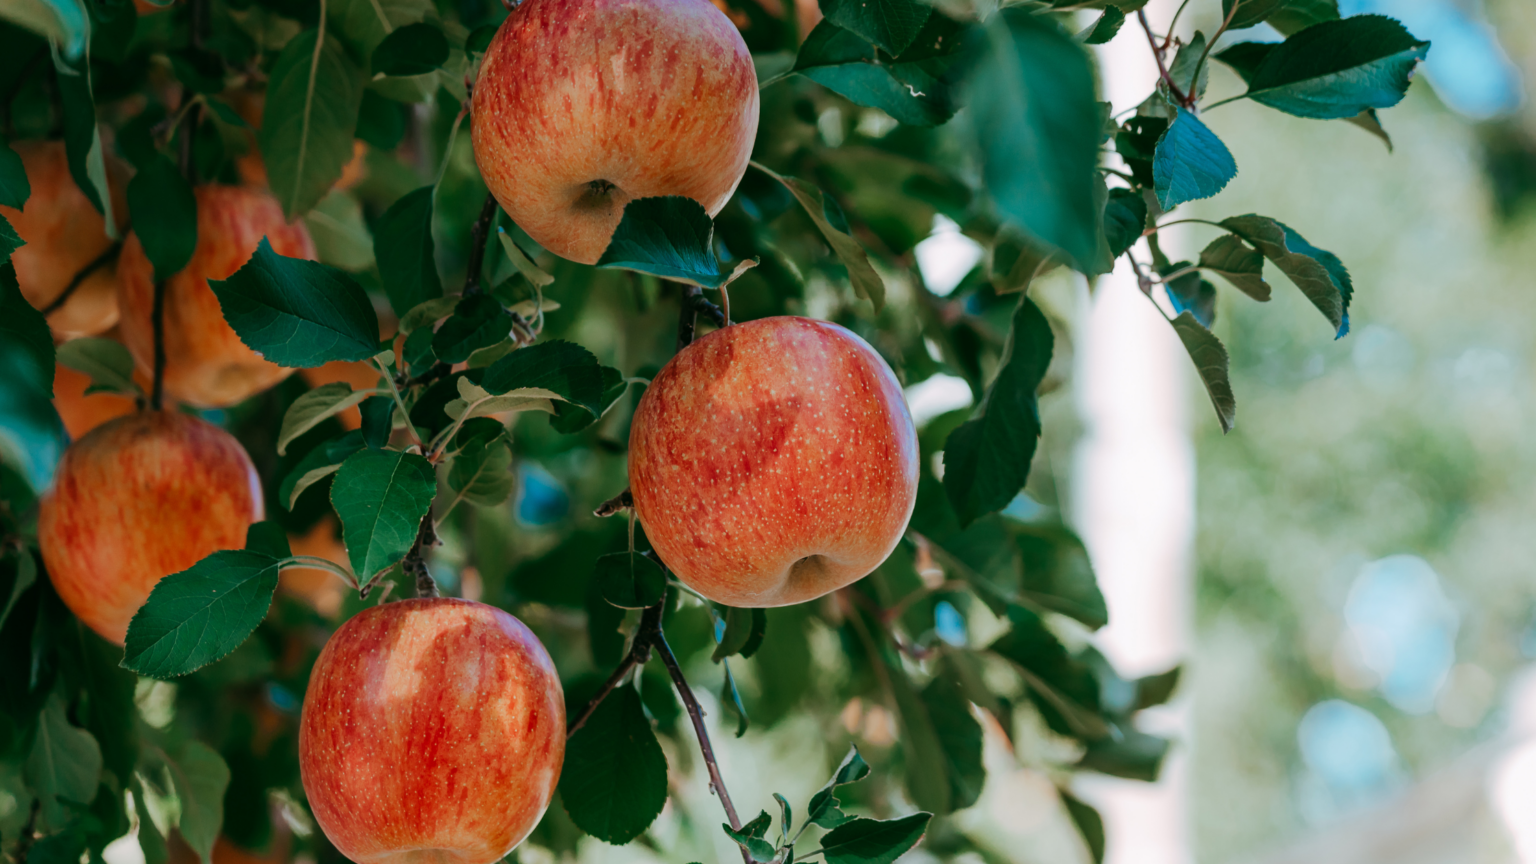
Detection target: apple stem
<box><xmin>403</xmin><ymin>515</ymin><xmax>440</xmax><ymax>598</ymax></box>
<box><xmin>463</xmin><ymin>193</ymin><xmax>500</xmax><ymax>296</ymax></box>
<box><xmin>149</xmin><ymin>279</ymin><xmax>168</xmax><ymax>411</ymax></box>
<box><xmin>675</xmin><ymin>285</ymin><xmax>726</xmax><ymax>351</ymax></box>
<box><xmin>592</xmin><ymin>488</ymin><xmax>633</xmax><ymax>518</ymax></box>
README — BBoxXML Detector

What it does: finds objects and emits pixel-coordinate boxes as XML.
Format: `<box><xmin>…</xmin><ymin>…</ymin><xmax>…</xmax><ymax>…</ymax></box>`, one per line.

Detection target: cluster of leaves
<box><xmin>0</xmin><ymin>0</ymin><xmax>1427</xmax><ymax>861</ymax></box>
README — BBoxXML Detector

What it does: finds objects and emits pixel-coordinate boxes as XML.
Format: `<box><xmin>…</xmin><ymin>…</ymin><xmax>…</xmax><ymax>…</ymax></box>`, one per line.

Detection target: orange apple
<box><xmin>0</xmin><ymin>140</ymin><xmax>130</xmax><ymax>339</ymax></box>
<box><xmin>628</xmin><ymin>316</ymin><xmax>919</xmax><ymax>606</ymax></box>
<box><xmin>471</xmin><ymin>0</ymin><xmax>759</xmax><ymax>264</ymax></box>
<box><xmin>280</xmin><ymin>517</ymin><xmax>348</xmax><ymax>617</ymax></box>
<box><xmin>37</xmin><ymin>410</ymin><xmax>264</xmax><ymax>644</ymax></box>
<box><xmin>299</xmin><ymin>598</ymin><xmax>564</xmax><ymax>864</ymax></box>
<box><xmin>52</xmin><ymin>362</ymin><xmax>137</xmax><ymax>440</ymax></box>
<box><xmin>117</xmin><ymin>185</ymin><xmax>317</xmax><ymax>408</ymax></box>
<box><xmin>298</xmin><ymin>362</ymin><xmax>383</xmax><ymax>431</ymax></box>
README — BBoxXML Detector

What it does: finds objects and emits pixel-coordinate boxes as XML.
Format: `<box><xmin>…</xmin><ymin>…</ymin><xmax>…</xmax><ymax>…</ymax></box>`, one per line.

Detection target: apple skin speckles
<box><xmin>299</xmin><ymin>598</ymin><xmax>565</xmax><ymax>864</ymax></box>
<box><xmin>471</xmin><ymin>0</ymin><xmax>759</xmax><ymax>265</ymax></box>
<box><xmin>629</xmin><ymin>316</ymin><xmax>920</xmax><ymax>607</ymax></box>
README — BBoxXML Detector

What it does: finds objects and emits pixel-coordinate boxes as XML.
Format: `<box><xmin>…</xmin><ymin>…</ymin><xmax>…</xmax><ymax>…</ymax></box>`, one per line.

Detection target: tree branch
<box><xmin>593</xmin><ymin>488</ymin><xmax>633</xmax><ymax>518</ymax></box>
<box><xmin>403</xmin><ymin>515</ymin><xmax>439</xmax><ymax>598</ymax></box>
<box><xmin>653</xmin><ymin>627</ymin><xmax>746</xmax><ymax>838</ymax></box>
<box><xmin>41</xmin><ymin>240</ymin><xmax>122</xmax><ymax>315</ymax></box>
<box><xmin>1138</xmin><ymin>9</ymin><xmax>1188</xmax><ymax>108</ymax></box>
<box><xmin>566</xmin><ymin>603</ymin><xmax>659</xmax><ymax>737</ymax></box>
<box><xmin>463</xmin><ymin>193</ymin><xmax>499</xmax><ymax>296</ymax></box>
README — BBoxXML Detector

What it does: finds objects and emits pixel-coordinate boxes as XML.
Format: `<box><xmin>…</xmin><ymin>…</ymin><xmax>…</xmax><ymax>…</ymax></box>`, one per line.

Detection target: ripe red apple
<box><xmin>37</xmin><ymin>410</ymin><xmax>264</xmax><ymax>644</ymax></box>
<box><xmin>471</xmin><ymin>0</ymin><xmax>760</xmax><ymax>265</ymax></box>
<box><xmin>628</xmin><ymin>316</ymin><xmax>919</xmax><ymax>606</ymax></box>
<box><xmin>0</xmin><ymin>140</ymin><xmax>130</xmax><ymax>339</ymax></box>
<box><xmin>117</xmin><ymin>184</ymin><xmax>317</xmax><ymax>408</ymax></box>
<box><xmin>299</xmin><ymin>598</ymin><xmax>564</xmax><ymax>864</ymax></box>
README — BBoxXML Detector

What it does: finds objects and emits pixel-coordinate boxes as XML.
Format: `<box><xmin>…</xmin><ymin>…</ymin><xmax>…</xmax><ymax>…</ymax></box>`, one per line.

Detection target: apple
<box><xmin>281</xmin><ymin>516</ymin><xmax>348</xmax><ymax>617</ymax></box>
<box><xmin>0</xmin><ymin>140</ymin><xmax>130</xmax><ymax>339</ymax></box>
<box><xmin>37</xmin><ymin>410</ymin><xmax>264</xmax><ymax>645</ymax></box>
<box><xmin>299</xmin><ymin>598</ymin><xmax>564</xmax><ymax>864</ymax></box>
<box><xmin>471</xmin><ymin>0</ymin><xmax>760</xmax><ymax>265</ymax></box>
<box><xmin>117</xmin><ymin>184</ymin><xmax>317</xmax><ymax>408</ymax></box>
<box><xmin>628</xmin><ymin>316</ymin><xmax>919</xmax><ymax>607</ymax></box>
<box><xmin>52</xmin><ymin>361</ymin><xmax>137</xmax><ymax>440</ymax></box>
<box><xmin>299</xmin><ymin>361</ymin><xmax>385</xmax><ymax>431</ymax></box>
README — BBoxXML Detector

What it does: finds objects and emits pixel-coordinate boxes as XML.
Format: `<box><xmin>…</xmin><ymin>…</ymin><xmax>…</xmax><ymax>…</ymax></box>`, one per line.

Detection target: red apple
<box><xmin>628</xmin><ymin>316</ymin><xmax>919</xmax><ymax>606</ymax></box>
<box><xmin>299</xmin><ymin>598</ymin><xmax>564</xmax><ymax>864</ymax></box>
<box><xmin>471</xmin><ymin>0</ymin><xmax>759</xmax><ymax>265</ymax></box>
<box><xmin>0</xmin><ymin>140</ymin><xmax>130</xmax><ymax>339</ymax></box>
<box><xmin>37</xmin><ymin>410</ymin><xmax>264</xmax><ymax>644</ymax></box>
<box><xmin>117</xmin><ymin>184</ymin><xmax>317</xmax><ymax>408</ymax></box>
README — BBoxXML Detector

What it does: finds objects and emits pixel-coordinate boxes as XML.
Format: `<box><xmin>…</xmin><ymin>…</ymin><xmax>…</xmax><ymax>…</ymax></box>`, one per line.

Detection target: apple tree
<box><xmin>0</xmin><ymin>0</ymin><xmax>1428</xmax><ymax>861</ymax></box>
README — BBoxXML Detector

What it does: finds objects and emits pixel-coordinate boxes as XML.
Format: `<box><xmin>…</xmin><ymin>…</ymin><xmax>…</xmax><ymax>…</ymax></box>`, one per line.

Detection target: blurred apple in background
<box><xmin>281</xmin><ymin>516</ymin><xmax>348</xmax><ymax>617</ymax></box>
<box><xmin>117</xmin><ymin>185</ymin><xmax>316</xmax><ymax>408</ymax></box>
<box><xmin>52</xmin><ymin>361</ymin><xmax>137</xmax><ymax>440</ymax></box>
<box><xmin>299</xmin><ymin>598</ymin><xmax>564</xmax><ymax>864</ymax></box>
<box><xmin>299</xmin><ymin>362</ymin><xmax>384</xmax><ymax>431</ymax></box>
<box><xmin>471</xmin><ymin>0</ymin><xmax>759</xmax><ymax>264</ymax></box>
<box><xmin>628</xmin><ymin>316</ymin><xmax>919</xmax><ymax>607</ymax></box>
<box><xmin>0</xmin><ymin>140</ymin><xmax>130</xmax><ymax>339</ymax></box>
<box><xmin>38</xmin><ymin>410</ymin><xmax>264</xmax><ymax>644</ymax></box>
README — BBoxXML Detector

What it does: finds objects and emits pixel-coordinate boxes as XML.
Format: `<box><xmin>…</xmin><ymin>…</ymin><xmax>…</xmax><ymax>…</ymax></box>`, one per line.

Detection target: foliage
<box><xmin>0</xmin><ymin>0</ymin><xmax>1426</xmax><ymax>861</ymax></box>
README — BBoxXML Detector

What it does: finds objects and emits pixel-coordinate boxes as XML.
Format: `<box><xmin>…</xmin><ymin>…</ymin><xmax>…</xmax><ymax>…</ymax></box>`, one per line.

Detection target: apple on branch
<box><xmin>629</xmin><ymin>316</ymin><xmax>920</xmax><ymax>607</ymax></box>
<box><xmin>299</xmin><ymin>598</ymin><xmax>565</xmax><ymax>864</ymax></box>
<box><xmin>471</xmin><ymin>0</ymin><xmax>760</xmax><ymax>265</ymax></box>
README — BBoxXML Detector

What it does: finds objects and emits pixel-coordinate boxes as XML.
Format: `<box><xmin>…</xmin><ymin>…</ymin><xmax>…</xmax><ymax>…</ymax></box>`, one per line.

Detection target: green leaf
<box><xmin>723</xmin><ymin>817</ymin><xmax>777</xmax><ymax>862</ymax></box>
<box><xmin>1115</xmin><ymin>115</ymin><xmax>1166</xmax><ymax>188</ymax></box>
<box><xmin>1061</xmin><ymin>791</ymin><xmax>1106</xmax><ymax>864</ymax></box>
<box><xmin>26</xmin><ymin>694</ymin><xmax>102</xmax><ymax>829</ymax></box>
<box><xmin>1166</xmin><ymin>31</ymin><xmax>1210</xmax><ymax>102</ymax></box>
<box><xmin>773</xmin><ymin>794</ymin><xmax>793</xmax><ymax>841</ymax></box>
<box><xmin>260</xmin><ymin>28</ymin><xmax>366</xmax><ymax>219</ymax></box>
<box><xmin>1134</xmin><ymin>666</ymin><xmax>1182</xmax><ymax>709</ymax></box>
<box><xmin>1214</xmin><ymin>41</ymin><xmax>1273</xmax><ymax>85</ymax></box>
<box><xmin>0</xmin><ymin>328</ymin><xmax>65</xmax><ymax>489</ymax></box>
<box><xmin>56</xmin><ymin>337</ymin><xmax>141</xmax><ymax>397</ymax></box>
<box><xmin>596</xmin><ymin>197</ymin><xmax>755</xmax><ymax>289</ymax></box>
<box><xmin>467</xmin><ymin>24</ymin><xmax>497</xmax><ymax>53</ymax></box>
<box><xmin>330</xmin><ymin>448</ymin><xmax>436</xmax><ymax>579</ymax></box>
<box><xmin>1240</xmin><ymin>15</ymin><xmax>1429</xmax><ymax>119</ymax></box>
<box><xmin>2</xmin><ymin>262</ymin><xmax>55</xmax><ymax>396</ymax></box>
<box><xmin>594</xmin><ymin>552</ymin><xmax>665</xmax><ymax>609</ymax></box>
<box><xmin>445</xmin><ymin>436</ymin><xmax>514</xmax><ymax>508</ymax></box>
<box><xmin>1344</xmin><ymin>107</ymin><xmax>1393</xmax><ymax>151</ymax></box>
<box><xmin>210</xmin><ymin>238</ymin><xmax>383</xmax><ymax>367</ymax></box>
<box><xmin>989</xmin><ymin>604</ymin><xmax>1108</xmax><ymax>739</ymax></box>
<box><xmin>433</xmin><ymin>294</ymin><xmax>512</xmax><ymax>365</ymax></box>
<box><xmin>819</xmin><ymin>813</ymin><xmax>932</xmax><ymax>864</ymax></box>
<box><xmin>1219</xmin><ymin>214</ymin><xmax>1351</xmax><ymax>336</ymax></box>
<box><xmin>754</xmin><ymin>163</ymin><xmax>885</xmax><ymax>310</ymax></box>
<box><xmin>559</xmin><ymin>686</ymin><xmax>668</xmax><ymax>844</ymax></box>
<box><xmin>0</xmin><ymin>136</ymin><xmax>30</xmax><ymax>209</ymax></box>
<box><xmin>807</xmin><ymin>746</ymin><xmax>871</xmax><ymax>828</ymax></box>
<box><xmin>720</xmin><ymin>658</ymin><xmax>750</xmax><ymax>737</ymax></box>
<box><xmin>1162</xmin><ymin>264</ymin><xmax>1216</xmax><ymax>328</ymax></box>
<box><xmin>496</xmin><ymin>227</ymin><xmax>555</xmax><ymax>288</ymax></box>
<box><xmin>121</xmin><ymin>550</ymin><xmax>283</xmax><ymax>679</ymax></box>
<box><xmin>2</xmin><ymin>0</ymin><xmax>89</xmax><ymax>59</ymax></box>
<box><xmin>711</xmin><ymin>606</ymin><xmax>767</xmax><ymax>662</ymax></box>
<box><xmin>1080</xmin><ymin>7</ymin><xmax>1124</xmax><ymax>44</ymax></box>
<box><xmin>1102</xmin><ymin>188</ymin><xmax>1146</xmax><ymax>261</ymax></box>
<box><xmin>373</xmin><ymin>186</ymin><xmax>442</xmax><ymax>317</ymax></box>
<box><xmin>278</xmin><ymin>382</ymin><xmax>372</xmax><ymax>455</ymax></box>
<box><xmin>399</xmin><ymin>295</ymin><xmax>459</xmax><ymax>335</ymax></box>
<box><xmin>1198</xmin><ymin>234</ymin><xmax>1269</xmax><ymax>300</ymax></box>
<box><xmin>245</xmin><ymin>521</ymin><xmax>292</xmax><ymax>559</ymax></box>
<box><xmin>357</xmin><ymin>90</ymin><xmax>408</xmax><ymax>150</ymax></box>
<box><xmin>1153</xmin><ymin>108</ymin><xmax>1237</xmax><ymax>210</ymax></box>
<box><xmin>548</xmin><ymin>366</ymin><xmax>627</xmax><ymax>434</ymax></box>
<box><xmin>964</xmin><ymin>11</ymin><xmax>1100</xmax><ymax>271</ymax></box>
<box><xmin>898</xmin><ymin>659</ymin><xmax>983</xmax><ymax>814</ymax></box>
<box><xmin>793</xmin><ymin>19</ymin><xmax>960</xmax><ymax>127</ymax></box>
<box><xmin>1265</xmin><ymin>0</ymin><xmax>1340</xmax><ymax>35</ymax></box>
<box><xmin>306</xmin><ymin>189</ymin><xmax>375</xmax><ymax>272</ymax></box>
<box><xmin>57</xmin><ymin>57</ymin><xmax>116</xmax><ymax>232</ymax></box>
<box><xmin>0</xmin><ymin>212</ymin><xmax>22</xmax><ymax>266</ymax></box>
<box><xmin>162</xmin><ymin>742</ymin><xmax>230</xmax><ymax>864</ymax></box>
<box><xmin>359</xmin><ymin>396</ymin><xmax>393</xmax><ymax>449</ymax></box>
<box><xmin>991</xmin><ymin>230</ymin><xmax>1057</xmax><ymax>295</ymax></box>
<box><xmin>1169</xmin><ymin>311</ymin><xmax>1236</xmax><ymax>433</ymax></box>
<box><xmin>481</xmin><ymin>340</ymin><xmax>607</xmax><ymax>414</ymax></box>
<box><xmin>1221</xmin><ymin>0</ymin><xmax>1290</xmax><ymax>30</ymax></box>
<box><xmin>942</xmin><ymin>297</ymin><xmax>1053</xmax><ymax>526</ymax></box>
<box><xmin>818</xmin><ymin>0</ymin><xmax>931</xmax><ymax>54</ymax></box>
<box><xmin>328</xmin><ymin>0</ymin><xmax>437</xmax><ymax>57</ymax></box>
<box><xmin>371</xmin><ymin>22</ymin><xmax>448</xmax><ymax>76</ymax></box>
<box><xmin>280</xmin><ymin>430</ymin><xmax>365</xmax><ymax>509</ymax></box>
<box><xmin>1079</xmin><ymin>728</ymin><xmax>1171</xmax><ymax>781</ymax></box>
<box><xmin>0</xmin><ymin>549</ymin><xmax>37</xmax><ymax>632</ymax></box>
<box><xmin>1017</xmin><ymin>524</ymin><xmax>1107</xmax><ymax>629</ymax></box>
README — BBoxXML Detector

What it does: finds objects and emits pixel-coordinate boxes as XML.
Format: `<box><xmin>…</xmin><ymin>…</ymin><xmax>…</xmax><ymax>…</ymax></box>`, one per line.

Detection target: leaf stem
<box><xmin>282</xmin><ymin>555</ymin><xmax>359</xmax><ymax>589</ymax></box>
<box><xmin>374</xmin><ymin>357</ymin><xmax>424</xmax><ymax>450</ymax></box>
<box><xmin>1138</xmin><ymin>9</ymin><xmax>1188</xmax><ymax>108</ymax></box>
<box><xmin>1199</xmin><ymin>94</ymin><xmax>1246</xmax><ymax>112</ymax></box>
<box><xmin>566</xmin><ymin>604</ymin><xmax>656</xmax><ymax>738</ymax></box>
<box><xmin>150</xmin><ymin>279</ymin><xmax>169</xmax><ymax>411</ymax></box>
<box><xmin>1187</xmin><ymin>0</ymin><xmax>1242</xmax><ymax>109</ymax></box>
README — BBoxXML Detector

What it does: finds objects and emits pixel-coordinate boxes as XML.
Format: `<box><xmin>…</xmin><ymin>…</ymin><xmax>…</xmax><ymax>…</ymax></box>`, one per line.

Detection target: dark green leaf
<box><xmin>1102</xmin><ymin>188</ymin><xmax>1146</xmax><ymax>261</ymax></box>
<box><xmin>819</xmin><ymin>813</ymin><xmax>932</xmax><ymax>864</ymax></box>
<box><xmin>25</xmin><ymin>694</ymin><xmax>102</xmax><ymax>829</ymax></box>
<box><xmin>549</xmin><ymin>366</ymin><xmax>626</xmax><ymax>434</ymax></box>
<box><xmin>807</xmin><ymin>746</ymin><xmax>871</xmax><ymax>828</ymax></box>
<box><xmin>55</xmin><ymin>338</ymin><xmax>138</xmax><ymax>397</ymax></box>
<box><xmin>1221</xmin><ymin>0</ymin><xmax>1289</xmax><ymax>30</ymax></box>
<box><xmin>1134</xmin><ymin>666</ymin><xmax>1182</xmax><ymax>709</ymax></box>
<box><xmin>990</xmin><ymin>230</ymin><xmax>1057</xmax><ymax>295</ymax></box>
<box><xmin>481</xmin><ymin>340</ymin><xmax>607</xmax><ymax>414</ymax></box>
<box><xmin>1344</xmin><ymin>108</ymin><xmax>1393</xmax><ymax>151</ymax></box>
<box><xmin>1166</xmin><ymin>31</ymin><xmax>1209</xmax><ymax>102</ymax></box>
<box><xmin>1241</xmin><ymin>15</ymin><xmax>1430</xmax><ymax>119</ymax></box>
<box><xmin>721</xmin><ymin>658</ymin><xmax>750</xmax><ymax>737</ymax></box>
<box><xmin>210</xmin><ymin>238</ymin><xmax>383</xmax><ymax>367</ymax></box>
<box><xmin>1115</xmin><ymin>115</ymin><xmax>1166</xmax><ymax>188</ymax></box>
<box><xmin>0</xmin><ymin>136</ymin><xmax>29</xmax><ymax>209</ymax></box>
<box><xmin>0</xmin><ymin>333</ymin><xmax>65</xmax><ymax>489</ymax></box>
<box><xmin>596</xmin><ymin>197</ymin><xmax>752</xmax><ymax>289</ymax></box>
<box><xmin>56</xmin><ymin>57</ymin><xmax>115</xmax><ymax>224</ymax></box>
<box><xmin>1163</xmin><ymin>265</ymin><xmax>1217</xmax><ymax>328</ymax></box>
<box><xmin>1081</xmin><ymin>7</ymin><xmax>1124</xmax><ymax>44</ymax></box>
<box><xmin>371</xmin><ymin>22</ymin><xmax>448</xmax><ymax>76</ymax></box>
<box><xmin>1265</xmin><ymin>0</ymin><xmax>1340</xmax><ymax>35</ymax></box>
<box><xmin>1153</xmin><ymin>108</ymin><xmax>1237</xmax><ymax>210</ymax></box>
<box><xmin>433</xmin><ymin>294</ymin><xmax>511</xmax><ymax>365</ymax></box>
<box><xmin>989</xmin><ymin>604</ymin><xmax>1107</xmax><ymax>739</ymax></box>
<box><xmin>467</xmin><ymin>24</ymin><xmax>497</xmax><ymax>53</ymax></box>
<box><xmin>712</xmin><ymin>605</ymin><xmax>767</xmax><ymax>662</ymax></box>
<box><xmin>0</xmin><ymin>550</ymin><xmax>36</xmax><ymax>632</ymax></box>
<box><xmin>281</xmin><ymin>431</ymin><xmax>366</xmax><ymax>509</ymax></box>
<box><xmin>244</xmin><ymin>521</ymin><xmax>291</xmax><ymax>559</ymax></box>
<box><xmin>794</xmin><ymin>20</ymin><xmax>959</xmax><ymax>127</ymax></box>
<box><xmin>1170</xmin><ymin>311</ymin><xmax>1236</xmax><ymax>433</ymax></box>
<box><xmin>942</xmin><ymin>297</ymin><xmax>1053</xmax><ymax>526</ymax></box>
<box><xmin>594</xmin><ymin>551</ymin><xmax>665</xmax><ymax>609</ymax></box>
<box><xmin>559</xmin><ymin>687</ymin><xmax>668</xmax><ymax>844</ymax></box>
<box><xmin>1219</xmin><ymin>214</ymin><xmax>1351</xmax><ymax>336</ymax></box>
<box><xmin>1017</xmin><ymin>525</ymin><xmax>1107</xmax><ymax>629</ymax></box>
<box><xmin>1</xmin><ymin>261</ymin><xmax>53</xmax><ymax>396</ymax></box>
<box><xmin>121</xmin><ymin>550</ymin><xmax>283</xmax><ymax>679</ymax></box>
<box><xmin>160</xmin><ymin>741</ymin><xmax>230</xmax><ymax>864</ymax></box>
<box><xmin>757</xmin><ymin>165</ymin><xmax>884</xmax><ymax>309</ymax></box>
<box><xmin>723</xmin><ymin>815</ymin><xmax>777</xmax><ymax>862</ymax></box>
<box><xmin>1214</xmin><ymin>41</ymin><xmax>1273</xmax><ymax>84</ymax></box>
<box><xmin>1198</xmin><ymin>234</ymin><xmax>1269</xmax><ymax>300</ymax></box>
<box><xmin>0</xmin><ymin>212</ymin><xmax>21</xmax><ymax>265</ymax></box>
<box><xmin>818</xmin><ymin>0</ymin><xmax>931</xmax><ymax>54</ymax></box>
<box><xmin>917</xmin><ymin>663</ymin><xmax>985</xmax><ymax>811</ymax></box>
<box><xmin>1079</xmin><ymin>728</ymin><xmax>1171</xmax><ymax>781</ymax></box>
<box><xmin>278</xmin><ymin>382</ymin><xmax>373</xmax><ymax>455</ymax></box>
<box><xmin>261</xmin><ymin>29</ymin><xmax>366</xmax><ymax>219</ymax></box>
<box><xmin>773</xmin><ymin>794</ymin><xmax>793</xmax><ymax>841</ymax></box>
<box><xmin>359</xmin><ymin>396</ymin><xmax>393</xmax><ymax>449</ymax></box>
<box><xmin>965</xmin><ymin>10</ymin><xmax>1100</xmax><ymax>271</ymax></box>
<box><xmin>356</xmin><ymin>90</ymin><xmax>408</xmax><ymax>150</ymax></box>
<box><xmin>330</xmin><ymin>449</ymin><xmax>436</xmax><ymax>579</ymax></box>
<box><xmin>1061</xmin><ymin>791</ymin><xmax>1105</xmax><ymax>864</ymax></box>
<box><xmin>373</xmin><ymin>186</ymin><xmax>442</xmax><ymax>317</ymax></box>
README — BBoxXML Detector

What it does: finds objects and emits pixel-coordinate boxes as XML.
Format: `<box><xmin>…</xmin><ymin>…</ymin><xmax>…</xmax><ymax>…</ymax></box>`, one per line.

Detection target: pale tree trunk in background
<box><xmin>1072</xmin><ymin>1</ymin><xmax>1195</xmax><ymax>861</ymax></box>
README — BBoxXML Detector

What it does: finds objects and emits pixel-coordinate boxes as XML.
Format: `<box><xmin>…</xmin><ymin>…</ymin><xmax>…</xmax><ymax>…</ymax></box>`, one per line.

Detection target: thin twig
<box><xmin>654</xmin><ymin>629</ymin><xmax>748</xmax><ymax>840</ymax></box>
<box><xmin>676</xmin><ymin>284</ymin><xmax>703</xmax><ymax>351</ymax></box>
<box><xmin>463</xmin><ymin>193</ymin><xmax>499</xmax><ymax>296</ymax></box>
<box><xmin>1186</xmin><ymin>0</ymin><xmax>1242</xmax><ymax>109</ymax></box>
<box><xmin>566</xmin><ymin>603</ymin><xmax>659</xmax><ymax>737</ymax></box>
<box><xmin>41</xmin><ymin>240</ymin><xmax>122</xmax><ymax>315</ymax></box>
<box><xmin>1137</xmin><ymin>10</ymin><xmax>1187</xmax><ymax>108</ymax></box>
<box><xmin>593</xmin><ymin>488</ymin><xmax>633</xmax><ymax>517</ymax></box>
<box><xmin>149</xmin><ymin>279</ymin><xmax>169</xmax><ymax>410</ymax></box>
